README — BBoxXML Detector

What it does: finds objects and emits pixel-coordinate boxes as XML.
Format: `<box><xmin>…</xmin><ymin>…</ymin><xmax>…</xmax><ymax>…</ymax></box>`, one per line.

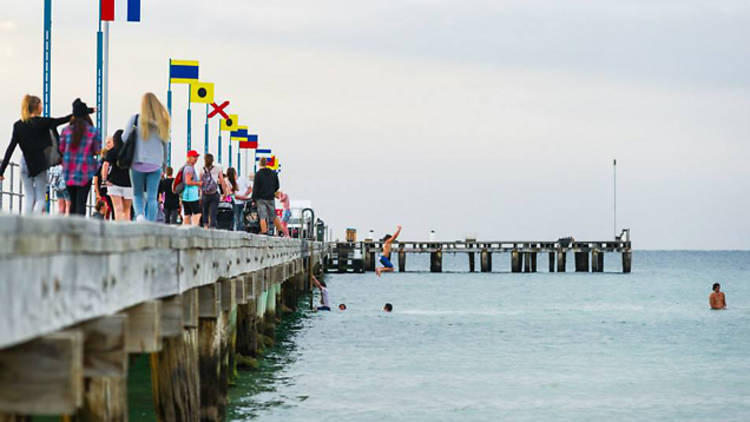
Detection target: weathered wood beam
<box><xmin>124</xmin><ymin>301</ymin><xmax>162</xmax><ymax>353</ymax></box>
<box><xmin>0</xmin><ymin>331</ymin><xmax>83</xmax><ymax>415</ymax></box>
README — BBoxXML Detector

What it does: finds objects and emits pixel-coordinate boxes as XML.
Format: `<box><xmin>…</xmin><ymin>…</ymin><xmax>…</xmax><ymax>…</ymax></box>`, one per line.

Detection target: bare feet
<box><xmin>375</xmin><ymin>267</ymin><xmax>382</xmax><ymax>277</ymax></box>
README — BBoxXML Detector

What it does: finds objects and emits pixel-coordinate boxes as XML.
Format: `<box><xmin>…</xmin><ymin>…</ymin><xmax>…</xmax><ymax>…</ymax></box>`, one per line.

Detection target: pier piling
<box><xmin>574</xmin><ymin>252</ymin><xmax>589</xmax><ymax>272</ymax></box>
<box><xmin>480</xmin><ymin>249</ymin><xmax>492</xmax><ymax>272</ymax></box>
<box><xmin>398</xmin><ymin>248</ymin><xmax>406</xmax><ymax>272</ymax></box>
<box><xmin>511</xmin><ymin>251</ymin><xmax>522</xmax><ymax>273</ymax></box>
<box><xmin>592</xmin><ymin>250</ymin><xmax>604</xmax><ymax>272</ymax></box>
<box><xmin>469</xmin><ymin>252</ymin><xmax>475</xmax><ymax>272</ymax></box>
<box><xmin>430</xmin><ymin>250</ymin><xmax>443</xmax><ymax>273</ymax></box>
<box><xmin>548</xmin><ymin>252</ymin><xmax>555</xmax><ymax>272</ymax></box>
<box><xmin>557</xmin><ymin>251</ymin><xmax>566</xmax><ymax>272</ymax></box>
<box><xmin>622</xmin><ymin>251</ymin><xmax>632</xmax><ymax>273</ymax></box>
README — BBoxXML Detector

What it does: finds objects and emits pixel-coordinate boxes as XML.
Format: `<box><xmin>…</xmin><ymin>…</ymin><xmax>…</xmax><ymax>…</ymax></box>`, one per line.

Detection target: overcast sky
<box><xmin>1</xmin><ymin>0</ymin><xmax>749</xmax><ymax>249</ymax></box>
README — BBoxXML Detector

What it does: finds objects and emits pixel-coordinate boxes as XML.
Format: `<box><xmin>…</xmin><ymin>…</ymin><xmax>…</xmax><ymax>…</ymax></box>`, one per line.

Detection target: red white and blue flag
<box><xmin>101</xmin><ymin>0</ymin><xmax>141</xmax><ymax>22</ymax></box>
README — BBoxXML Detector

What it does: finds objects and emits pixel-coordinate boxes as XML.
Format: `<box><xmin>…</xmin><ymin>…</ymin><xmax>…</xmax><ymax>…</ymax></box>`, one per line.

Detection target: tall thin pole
<box><xmin>96</xmin><ymin>9</ymin><xmax>102</xmax><ymax>130</ymax></box>
<box><xmin>43</xmin><ymin>0</ymin><xmax>51</xmax><ymax>118</ymax></box>
<box><xmin>204</xmin><ymin>104</ymin><xmax>209</xmax><ymax>156</ymax></box>
<box><xmin>237</xmin><ymin>149</ymin><xmax>241</xmax><ymax>177</ymax></box>
<box><xmin>228</xmin><ymin>140</ymin><xmax>232</xmax><ymax>168</ymax></box>
<box><xmin>613</xmin><ymin>158</ymin><xmax>617</xmax><ymax>239</ymax></box>
<box><xmin>167</xmin><ymin>58</ymin><xmax>172</xmax><ymax>167</ymax></box>
<box><xmin>101</xmin><ymin>21</ymin><xmax>109</xmax><ymax>139</ymax></box>
<box><xmin>43</xmin><ymin>0</ymin><xmax>52</xmax><ymax>213</ymax></box>
<box><xmin>253</xmin><ymin>148</ymin><xmax>257</xmax><ymax>174</ymax></box>
<box><xmin>187</xmin><ymin>88</ymin><xmax>192</xmax><ymax>151</ymax></box>
<box><xmin>217</xmin><ymin>120</ymin><xmax>222</xmax><ymax>164</ymax></box>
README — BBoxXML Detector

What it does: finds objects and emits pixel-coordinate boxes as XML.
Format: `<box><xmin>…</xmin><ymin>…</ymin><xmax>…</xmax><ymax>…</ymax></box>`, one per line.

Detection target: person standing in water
<box><xmin>311</xmin><ymin>275</ymin><xmax>331</xmax><ymax>311</ymax></box>
<box><xmin>710</xmin><ymin>283</ymin><xmax>727</xmax><ymax>310</ymax></box>
<box><xmin>376</xmin><ymin>225</ymin><xmax>402</xmax><ymax>276</ymax></box>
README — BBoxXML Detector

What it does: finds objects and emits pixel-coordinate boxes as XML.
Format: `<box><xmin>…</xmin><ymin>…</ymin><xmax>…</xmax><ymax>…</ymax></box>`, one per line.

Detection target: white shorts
<box><xmin>107</xmin><ymin>184</ymin><xmax>132</xmax><ymax>199</ymax></box>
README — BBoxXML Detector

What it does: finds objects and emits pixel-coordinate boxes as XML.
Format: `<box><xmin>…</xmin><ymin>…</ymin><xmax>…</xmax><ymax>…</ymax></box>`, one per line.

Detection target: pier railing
<box><xmin>0</xmin><ymin>161</ymin><xmax>96</xmax><ymax>215</ymax></box>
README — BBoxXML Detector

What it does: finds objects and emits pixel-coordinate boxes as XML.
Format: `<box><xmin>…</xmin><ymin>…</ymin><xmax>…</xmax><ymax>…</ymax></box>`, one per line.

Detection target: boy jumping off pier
<box><xmin>376</xmin><ymin>225</ymin><xmax>401</xmax><ymax>277</ymax></box>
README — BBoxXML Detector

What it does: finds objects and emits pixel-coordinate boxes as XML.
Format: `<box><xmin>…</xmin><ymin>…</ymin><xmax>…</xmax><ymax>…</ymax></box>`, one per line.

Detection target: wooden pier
<box><xmin>325</xmin><ymin>235</ymin><xmax>632</xmax><ymax>274</ymax></box>
<box><xmin>0</xmin><ymin>215</ymin><xmax>324</xmax><ymax>421</ymax></box>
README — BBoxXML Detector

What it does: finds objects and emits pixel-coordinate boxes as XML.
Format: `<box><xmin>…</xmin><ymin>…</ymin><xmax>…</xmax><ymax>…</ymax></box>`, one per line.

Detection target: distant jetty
<box><xmin>327</xmin><ymin>233</ymin><xmax>632</xmax><ymax>274</ymax></box>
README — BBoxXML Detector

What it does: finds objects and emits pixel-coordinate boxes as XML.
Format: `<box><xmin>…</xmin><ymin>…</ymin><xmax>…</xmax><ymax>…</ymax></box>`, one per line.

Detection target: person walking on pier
<box><xmin>0</xmin><ymin>95</ymin><xmax>73</xmax><ymax>214</ymax></box>
<box><xmin>229</xmin><ymin>168</ymin><xmax>252</xmax><ymax>231</ymax></box>
<box><xmin>102</xmin><ymin>130</ymin><xmax>133</xmax><ymax>221</ymax></box>
<box><xmin>123</xmin><ymin>93</ymin><xmax>170</xmax><ymax>222</ymax></box>
<box><xmin>200</xmin><ymin>153</ymin><xmax>224</xmax><ymax>229</ymax></box>
<box><xmin>252</xmin><ymin>157</ymin><xmax>289</xmax><ymax>237</ymax></box>
<box><xmin>158</xmin><ymin>167</ymin><xmax>180</xmax><ymax>224</ymax></box>
<box><xmin>59</xmin><ymin>99</ymin><xmax>99</xmax><ymax>216</ymax></box>
<box><xmin>276</xmin><ymin>190</ymin><xmax>291</xmax><ymax>235</ymax></box>
<box><xmin>376</xmin><ymin>225</ymin><xmax>401</xmax><ymax>276</ymax></box>
<box><xmin>180</xmin><ymin>150</ymin><xmax>202</xmax><ymax>226</ymax></box>
<box><xmin>311</xmin><ymin>275</ymin><xmax>331</xmax><ymax>311</ymax></box>
<box><xmin>710</xmin><ymin>283</ymin><xmax>727</xmax><ymax>310</ymax></box>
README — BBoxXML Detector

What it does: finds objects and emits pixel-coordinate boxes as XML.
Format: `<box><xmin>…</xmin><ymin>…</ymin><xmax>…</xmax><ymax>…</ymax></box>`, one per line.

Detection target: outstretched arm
<box><xmin>391</xmin><ymin>225</ymin><xmax>402</xmax><ymax>241</ymax></box>
<box><xmin>311</xmin><ymin>274</ymin><xmax>323</xmax><ymax>290</ymax></box>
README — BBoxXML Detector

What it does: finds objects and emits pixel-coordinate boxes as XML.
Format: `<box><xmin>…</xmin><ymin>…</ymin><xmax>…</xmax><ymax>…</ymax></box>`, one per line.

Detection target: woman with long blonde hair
<box><xmin>122</xmin><ymin>93</ymin><xmax>170</xmax><ymax>222</ymax></box>
<box><xmin>0</xmin><ymin>95</ymin><xmax>73</xmax><ymax>214</ymax></box>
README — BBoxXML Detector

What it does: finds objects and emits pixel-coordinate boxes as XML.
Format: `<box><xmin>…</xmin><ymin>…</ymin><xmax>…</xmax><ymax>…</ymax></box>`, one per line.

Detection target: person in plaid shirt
<box><xmin>59</xmin><ymin>98</ymin><xmax>99</xmax><ymax>216</ymax></box>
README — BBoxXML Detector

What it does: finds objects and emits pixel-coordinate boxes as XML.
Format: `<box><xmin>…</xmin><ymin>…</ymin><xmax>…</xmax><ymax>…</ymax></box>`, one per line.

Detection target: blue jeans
<box><xmin>130</xmin><ymin>169</ymin><xmax>162</xmax><ymax>221</ymax></box>
<box><xmin>233</xmin><ymin>203</ymin><xmax>244</xmax><ymax>231</ymax></box>
<box><xmin>20</xmin><ymin>160</ymin><xmax>48</xmax><ymax>215</ymax></box>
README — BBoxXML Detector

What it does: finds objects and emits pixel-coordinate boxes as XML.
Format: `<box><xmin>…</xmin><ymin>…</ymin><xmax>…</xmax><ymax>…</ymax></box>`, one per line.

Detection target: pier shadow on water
<box><xmin>227</xmin><ymin>295</ymin><xmax>314</xmax><ymax>421</ymax></box>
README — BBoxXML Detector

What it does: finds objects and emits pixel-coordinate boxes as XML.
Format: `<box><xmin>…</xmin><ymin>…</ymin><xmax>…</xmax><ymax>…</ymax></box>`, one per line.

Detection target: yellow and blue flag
<box><xmin>169</xmin><ymin>60</ymin><xmax>199</xmax><ymax>84</ymax></box>
<box><xmin>230</xmin><ymin>126</ymin><xmax>248</xmax><ymax>141</ymax></box>
<box><xmin>220</xmin><ymin>114</ymin><xmax>238</xmax><ymax>131</ymax></box>
<box><xmin>190</xmin><ymin>81</ymin><xmax>214</xmax><ymax>104</ymax></box>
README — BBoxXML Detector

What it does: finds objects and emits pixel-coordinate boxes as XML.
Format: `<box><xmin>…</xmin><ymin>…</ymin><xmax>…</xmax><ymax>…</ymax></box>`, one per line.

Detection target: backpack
<box><xmin>48</xmin><ymin>165</ymin><xmax>66</xmax><ymax>192</ymax></box>
<box><xmin>172</xmin><ymin>165</ymin><xmax>186</xmax><ymax>195</ymax></box>
<box><xmin>201</xmin><ymin>166</ymin><xmax>219</xmax><ymax>195</ymax></box>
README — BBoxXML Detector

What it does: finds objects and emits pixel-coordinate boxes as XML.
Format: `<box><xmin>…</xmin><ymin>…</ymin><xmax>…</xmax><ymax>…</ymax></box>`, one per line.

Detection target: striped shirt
<box><xmin>59</xmin><ymin>123</ymin><xmax>100</xmax><ymax>187</ymax></box>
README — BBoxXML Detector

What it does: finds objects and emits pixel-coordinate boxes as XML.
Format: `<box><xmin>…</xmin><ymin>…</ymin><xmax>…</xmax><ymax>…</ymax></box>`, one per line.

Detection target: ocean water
<box><xmin>227</xmin><ymin>251</ymin><xmax>750</xmax><ymax>421</ymax></box>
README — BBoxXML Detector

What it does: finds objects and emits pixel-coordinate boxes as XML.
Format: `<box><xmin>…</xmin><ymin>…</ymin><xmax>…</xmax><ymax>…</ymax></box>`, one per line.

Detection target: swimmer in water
<box><xmin>339</xmin><ymin>304</ymin><xmax>347</xmax><ymax>311</ymax></box>
<box><xmin>383</xmin><ymin>303</ymin><xmax>393</xmax><ymax>312</ymax></box>
<box><xmin>709</xmin><ymin>282</ymin><xmax>727</xmax><ymax>310</ymax></box>
<box><xmin>375</xmin><ymin>225</ymin><xmax>401</xmax><ymax>277</ymax></box>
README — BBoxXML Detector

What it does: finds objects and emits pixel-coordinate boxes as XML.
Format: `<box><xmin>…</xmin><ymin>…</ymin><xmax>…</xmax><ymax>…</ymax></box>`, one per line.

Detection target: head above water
<box><xmin>713</xmin><ymin>283</ymin><xmax>721</xmax><ymax>292</ymax></box>
<box><xmin>383</xmin><ymin>303</ymin><xmax>393</xmax><ymax>312</ymax></box>
<box><xmin>339</xmin><ymin>304</ymin><xmax>346</xmax><ymax>311</ymax></box>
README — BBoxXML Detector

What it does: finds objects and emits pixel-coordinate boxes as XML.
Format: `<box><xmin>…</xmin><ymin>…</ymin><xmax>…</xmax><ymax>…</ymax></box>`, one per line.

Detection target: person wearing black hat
<box><xmin>59</xmin><ymin>98</ymin><xmax>99</xmax><ymax>216</ymax></box>
<box><xmin>0</xmin><ymin>94</ymin><xmax>72</xmax><ymax>214</ymax></box>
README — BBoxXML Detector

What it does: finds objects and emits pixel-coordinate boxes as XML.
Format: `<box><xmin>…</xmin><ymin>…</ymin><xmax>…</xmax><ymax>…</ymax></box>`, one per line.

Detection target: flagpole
<box><xmin>101</xmin><ymin>20</ymin><xmax>109</xmax><ymax>139</ymax></box>
<box><xmin>253</xmin><ymin>148</ymin><xmax>257</xmax><ymax>174</ymax></box>
<box><xmin>43</xmin><ymin>0</ymin><xmax>52</xmax><ymax>213</ymax></box>
<box><xmin>187</xmin><ymin>88</ymin><xmax>192</xmax><ymax>151</ymax></box>
<box><xmin>167</xmin><ymin>58</ymin><xmax>172</xmax><ymax>167</ymax></box>
<box><xmin>204</xmin><ymin>103</ymin><xmax>209</xmax><ymax>156</ymax></box>
<box><xmin>228</xmin><ymin>140</ymin><xmax>232</xmax><ymax>168</ymax></box>
<box><xmin>237</xmin><ymin>149</ymin><xmax>241</xmax><ymax>177</ymax></box>
<box><xmin>217</xmin><ymin>120</ymin><xmax>222</xmax><ymax>164</ymax></box>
